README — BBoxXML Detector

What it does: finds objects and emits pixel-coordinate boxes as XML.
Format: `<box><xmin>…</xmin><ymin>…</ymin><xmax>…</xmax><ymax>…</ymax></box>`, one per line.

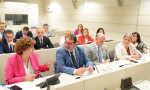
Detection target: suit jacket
<box><xmin>5</xmin><ymin>52</ymin><xmax>49</xmax><ymax>85</ymax></box>
<box><xmin>56</xmin><ymin>46</ymin><xmax>93</xmax><ymax>75</ymax></box>
<box><xmin>115</xmin><ymin>42</ymin><xmax>141</xmax><ymax>60</ymax></box>
<box><xmin>84</xmin><ymin>42</ymin><xmax>109</xmax><ymax>64</ymax></box>
<box><xmin>0</xmin><ymin>39</ymin><xmax>16</xmax><ymax>54</ymax></box>
<box><xmin>34</xmin><ymin>36</ymin><xmax>54</xmax><ymax>50</ymax></box>
<box><xmin>15</xmin><ymin>30</ymin><xmax>33</xmax><ymax>39</ymax></box>
<box><xmin>78</xmin><ymin>36</ymin><xmax>94</xmax><ymax>45</ymax></box>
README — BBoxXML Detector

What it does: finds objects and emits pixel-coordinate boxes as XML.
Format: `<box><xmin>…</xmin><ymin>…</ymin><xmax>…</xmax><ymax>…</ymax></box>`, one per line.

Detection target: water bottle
<box><xmin>1</xmin><ymin>83</ymin><xmax>7</xmax><ymax>90</ymax></box>
<box><xmin>141</xmin><ymin>52</ymin><xmax>146</xmax><ymax>61</ymax></box>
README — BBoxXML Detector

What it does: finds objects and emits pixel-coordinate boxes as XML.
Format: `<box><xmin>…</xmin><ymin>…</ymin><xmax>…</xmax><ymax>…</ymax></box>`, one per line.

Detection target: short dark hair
<box><xmin>4</xmin><ymin>30</ymin><xmax>14</xmax><ymax>36</ymax></box>
<box><xmin>23</xmin><ymin>26</ymin><xmax>29</xmax><ymax>30</ymax></box>
<box><xmin>65</xmin><ymin>34</ymin><xmax>77</xmax><ymax>44</ymax></box>
<box><xmin>132</xmin><ymin>32</ymin><xmax>141</xmax><ymax>43</ymax></box>
<box><xmin>43</xmin><ymin>24</ymin><xmax>49</xmax><ymax>27</ymax></box>
<box><xmin>96</xmin><ymin>28</ymin><xmax>105</xmax><ymax>34</ymax></box>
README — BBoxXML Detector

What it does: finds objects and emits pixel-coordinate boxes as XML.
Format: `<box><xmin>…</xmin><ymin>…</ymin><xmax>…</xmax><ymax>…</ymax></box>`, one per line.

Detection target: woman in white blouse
<box><xmin>115</xmin><ymin>33</ymin><xmax>142</xmax><ymax>60</ymax></box>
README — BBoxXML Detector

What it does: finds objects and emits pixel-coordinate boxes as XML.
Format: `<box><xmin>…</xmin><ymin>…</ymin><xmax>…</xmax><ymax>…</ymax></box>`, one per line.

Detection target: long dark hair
<box><xmin>132</xmin><ymin>32</ymin><xmax>141</xmax><ymax>43</ymax></box>
<box><xmin>96</xmin><ymin>28</ymin><xmax>105</xmax><ymax>34</ymax></box>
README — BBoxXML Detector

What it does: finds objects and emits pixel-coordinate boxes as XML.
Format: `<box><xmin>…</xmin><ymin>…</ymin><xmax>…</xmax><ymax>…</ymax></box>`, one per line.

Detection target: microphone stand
<box><xmin>91</xmin><ymin>61</ymin><xmax>99</xmax><ymax>73</ymax></box>
<box><xmin>35</xmin><ymin>70</ymin><xmax>50</xmax><ymax>90</ymax></box>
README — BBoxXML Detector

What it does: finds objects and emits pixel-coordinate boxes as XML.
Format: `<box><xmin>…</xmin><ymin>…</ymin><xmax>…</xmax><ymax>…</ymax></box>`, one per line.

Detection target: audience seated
<box><xmin>34</xmin><ymin>28</ymin><xmax>54</xmax><ymax>50</ymax></box>
<box><xmin>132</xmin><ymin>32</ymin><xmax>147</xmax><ymax>54</ymax></box>
<box><xmin>0</xmin><ymin>22</ymin><xmax>6</xmax><ymax>41</ymax></box>
<box><xmin>43</xmin><ymin>24</ymin><xmax>54</xmax><ymax>37</ymax></box>
<box><xmin>5</xmin><ymin>37</ymin><xmax>53</xmax><ymax>85</ymax></box>
<box><xmin>78</xmin><ymin>28</ymin><xmax>94</xmax><ymax>45</ymax></box>
<box><xmin>59</xmin><ymin>30</ymin><xmax>72</xmax><ymax>46</ymax></box>
<box><xmin>85</xmin><ymin>33</ymin><xmax>109</xmax><ymax>64</ymax></box>
<box><xmin>15</xmin><ymin>26</ymin><xmax>33</xmax><ymax>39</ymax></box>
<box><xmin>56</xmin><ymin>34</ymin><xmax>94</xmax><ymax>75</ymax></box>
<box><xmin>74</xmin><ymin>24</ymin><xmax>83</xmax><ymax>36</ymax></box>
<box><xmin>0</xmin><ymin>30</ymin><xmax>16</xmax><ymax>54</ymax></box>
<box><xmin>115</xmin><ymin>33</ymin><xmax>142</xmax><ymax>60</ymax></box>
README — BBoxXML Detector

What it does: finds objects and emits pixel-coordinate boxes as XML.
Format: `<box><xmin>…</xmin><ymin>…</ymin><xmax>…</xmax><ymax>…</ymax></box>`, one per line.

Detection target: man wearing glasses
<box><xmin>0</xmin><ymin>30</ymin><xmax>16</xmax><ymax>54</ymax></box>
<box><xmin>56</xmin><ymin>34</ymin><xmax>94</xmax><ymax>75</ymax></box>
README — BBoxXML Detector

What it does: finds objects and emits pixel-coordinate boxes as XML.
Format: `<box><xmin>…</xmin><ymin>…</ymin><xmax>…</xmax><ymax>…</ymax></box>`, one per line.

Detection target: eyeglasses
<box><xmin>64</xmin><ymin>41</ymin><xmax>73</xmax><ymax>46</ymax></box>
<box><xmin>5</xmin><ymin>36</ymin><xmax>13</xmax><ymax>39</ymax></box>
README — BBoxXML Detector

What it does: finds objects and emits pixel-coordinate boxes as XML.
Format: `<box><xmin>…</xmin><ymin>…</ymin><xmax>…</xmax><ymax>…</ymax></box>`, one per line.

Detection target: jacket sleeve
<box><xmin>56</xmin><ymin>49</ymin><xmax>75</xmax><ymax>75</ymax></box>
<box><xmin>47</xmin><ymin>38</ymin><xmax>54</xmax><ymax>48</ymax></box>
<box><xmin>84</xmin><ymin>46</ymin><xmax>93</xmax><ymax>61</ymax></box>
<box><xmin>5</xmin><ymin>58</ymin><xmax>25</xmax><ymax>85</ymax></box>
<box><xmin>0</xmin><ymin>42</ymin><xmax>4</xmax><ymax>54</ymax></box>
<box><xmin>33</xmin><ymin>52</ymin><xmax>49</xmax><ymax>72</ymax></box>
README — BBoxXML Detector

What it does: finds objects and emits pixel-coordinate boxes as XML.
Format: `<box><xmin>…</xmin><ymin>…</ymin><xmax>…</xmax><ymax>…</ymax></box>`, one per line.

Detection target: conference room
<box><xmin>0</xmin><ymin>0</ymin><xmax>150</xmax><ymax>90</ymax></box>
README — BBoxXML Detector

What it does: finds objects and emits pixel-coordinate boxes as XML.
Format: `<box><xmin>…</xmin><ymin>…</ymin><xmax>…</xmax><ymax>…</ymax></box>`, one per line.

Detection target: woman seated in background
<box><xmin>115</xmin><ymin>33</ymin><xmax>142</xmax><ymax>60</ymax></box>
<box><xmin>5</xmin><ymin>37</ymin><xmax>53</xmax><ymax>85</ymax></box>
<box><xmin>96</xmin><ymin>28</ymin><xmax>105</xmax><ymax>35</ymax></box>
<box><xmin>78</xmin><ymin>28</ymin><xmax>94</xmax><ymax>45</ymax></box>
<box><xmin>132</xmin><ymin>32</ymin><xmax>147</xmax><ymax>54</ymax></box>
<box><xmin>74</xmin><ymin>24</ymin><xmax>83</xmax><ymax>36</ymax></box>
<box><xmin>59</xmin><ymin>30</ymin><xmax>72</xmax><ymax>46</ymax></box>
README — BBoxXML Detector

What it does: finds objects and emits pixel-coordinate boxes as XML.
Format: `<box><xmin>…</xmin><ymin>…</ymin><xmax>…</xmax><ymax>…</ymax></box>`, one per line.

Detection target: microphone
<box><xmin>145</xmin><ymin>47</ymin><xmax>150</xmax><ymax>51</ymax></box>
<box><xmin>91</xmin><ymin>61</ymin><xmax>99</xmax><ymax>73</ymax></box>
<box><xmin>35</xmin><ymin>70</ymin><xmax>50</xmax><ymax>90</ymax></box>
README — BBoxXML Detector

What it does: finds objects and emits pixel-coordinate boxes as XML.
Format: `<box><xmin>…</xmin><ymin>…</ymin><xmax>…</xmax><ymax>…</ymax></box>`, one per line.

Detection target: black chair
<box><xmin>53</xmin><ymin>60</ymin><xmax>57</xmax><ymax>74</ymax></box>
<box><xmin>53</xmin><ymin>43</ymin><xmax>60</xmax><ymax>48</ymax></box>
<box><xmin>109</xmin><ymin>50</ymin><xmax>115</xmax><ymax>62</ymax></box>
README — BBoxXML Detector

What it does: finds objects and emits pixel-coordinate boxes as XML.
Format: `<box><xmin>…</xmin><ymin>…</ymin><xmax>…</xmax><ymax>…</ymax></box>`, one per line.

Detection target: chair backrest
<box><xmin>53</xmin><ymin>60</ymin><xmax>57</xmax><ymax>74</ymax></box>
<box><xmin>53</xmin><ymin>43</ymin><xmax>60</xmax><ymax>48</ymax></box>
<box><xmin>109</xmin><ymin>50</ymin><xmax>115</xmax><ymax>62</ymax></box>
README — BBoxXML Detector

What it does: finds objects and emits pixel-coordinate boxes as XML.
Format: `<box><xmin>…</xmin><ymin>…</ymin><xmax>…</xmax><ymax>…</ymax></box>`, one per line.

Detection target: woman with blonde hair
<box><xmin>59</xmin><ymin>30</ymin><xmax>72</xmax><ymax>46</ymax></box>
<box><xmin>115</xmin><ymin>33</ymin><xmax>142</xmax><ymax>60</ymax></box>
<box><xmin>78</xmin><ymin>28</ymin><xmax>94</xmax><ymax>45</ymax></box>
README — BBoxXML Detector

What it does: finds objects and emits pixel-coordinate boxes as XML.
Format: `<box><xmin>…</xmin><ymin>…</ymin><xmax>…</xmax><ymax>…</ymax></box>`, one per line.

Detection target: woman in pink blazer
<box><xmin>5</xmin><ymin>37</ymin><xmax>53</xmax><ymax>85</ymax></box>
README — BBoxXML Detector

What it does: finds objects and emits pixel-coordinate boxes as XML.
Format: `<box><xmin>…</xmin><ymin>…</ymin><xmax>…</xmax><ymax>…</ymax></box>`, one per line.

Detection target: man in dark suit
<box><xmin>15</xmin><ymin>26</ymin><xmax>33</xmax><ymax>39</ymax></box>
<box><xmin>34</xmin><ymin>28</ymin><xmax>54</xmax><ymax>50</ymax></box>
<box><xmin>0</xmin><ymin>30</ymin><xmax>16</xmax><ymax>54</ymax></box>
<box><xmin>56</xmin><ymin>34</ymin><xmax>94</xmax><ymax>75</ymax></box>
<box><xmin>0</xmin><ymin>22</ymin><xmax>6</xmax><ymax>41</ymax></box>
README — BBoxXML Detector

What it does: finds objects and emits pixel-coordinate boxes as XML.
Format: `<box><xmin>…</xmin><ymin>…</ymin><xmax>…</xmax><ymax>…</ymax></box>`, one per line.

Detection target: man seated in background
<box><xmin>56</xmin><ymin>34</ymin><xmax>94</xmax><ymax>75</ymax></box>
<box><xmin>34</xmin><ymin>28</ymin><xmax>54</xmax><ymax>50</ymax></box>
<box><xmin>84</xmin><ymin>33</ymin><xmax>109</xmax><ymax>64</ymax></box>
<box><xmin>43</xmin><ymin>24</ymin><xmax>54</xmax><ymax>37</ymax></box>
<box><xmin>15</xmin><ymin>26</ymin><xmax>33</xmax><ymax>39</ymax></box>
<box><xmin>0</xmin><ymin>22</ymin><xmax>6</xmax><ymax>41</ymax></box>
<box><xmin>0</xmin><ymin>30</ymin><xmax>16</xmax><ymax>54</ymax></box>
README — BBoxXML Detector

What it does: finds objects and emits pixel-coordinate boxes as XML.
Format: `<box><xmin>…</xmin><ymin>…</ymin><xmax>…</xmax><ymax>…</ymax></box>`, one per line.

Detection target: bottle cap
<box><xmin>1</xmin><ymin>82</ymin><xmax>6</xmax><ymax>86</ymax></box>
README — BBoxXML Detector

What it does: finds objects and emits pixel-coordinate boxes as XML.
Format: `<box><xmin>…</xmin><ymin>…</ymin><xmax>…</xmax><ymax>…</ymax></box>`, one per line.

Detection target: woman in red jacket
<box><xmin>78</xmin><ymin>28</ymin><xmax>94</xmax><ymax>45</ymax></box>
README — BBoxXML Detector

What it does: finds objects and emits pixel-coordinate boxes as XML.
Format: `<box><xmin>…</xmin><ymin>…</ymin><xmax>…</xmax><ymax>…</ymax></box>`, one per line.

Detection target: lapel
<box><xmin>91</xmin><ymin>42</ymin><xmax>99</xmax><ymax>58</ymax></box>
<box><xmin>121</xmin><ymin>42</ymin><xmax>128</xmax><ymax>55</ymax></box>
<box><xmin>29</xmin><ymin>54</ymin><xmax>37</xmax><ymax>74</ymax></box>
<box><xmin>74</xmin><ymin>46</ymin><xmax>80</xmax><ymax>66</ymax></box>
<box><xmin>65</xmin><ymin>48</ymin><xmax>73</xmax><ymax>65</ymax></box>
<box><xmin>43</xmin><ymin>36</ymin><xmax>46</xmax><ymax>46</ymax></box>
<box><xmin>36</xmin><ymin>37</ymin><xmax>41</xmax><ymax>47</ymax></box>
<box><xmin>16</xmin><ymin>54</ymin><xmax>26</xmax><ymax>76</ymax></box>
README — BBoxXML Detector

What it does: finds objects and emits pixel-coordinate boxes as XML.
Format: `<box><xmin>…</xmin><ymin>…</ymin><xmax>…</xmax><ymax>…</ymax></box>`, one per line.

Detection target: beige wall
<box><xmin>0</xmin><ymin>0</ymin><xmax>45</xmax><ymax>33</ymax></box>
<box><xmin>45</xmin><ymin>0</ymin><xmax>150</xmax><ymax>48</ymax></box>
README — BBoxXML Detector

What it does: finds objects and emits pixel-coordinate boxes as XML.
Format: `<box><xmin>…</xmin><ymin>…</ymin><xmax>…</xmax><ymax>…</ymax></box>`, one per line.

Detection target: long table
<box><xmin>2</xmin><ymin>55</ymin><xmax>150</xmax><ymax>90</ymax></box>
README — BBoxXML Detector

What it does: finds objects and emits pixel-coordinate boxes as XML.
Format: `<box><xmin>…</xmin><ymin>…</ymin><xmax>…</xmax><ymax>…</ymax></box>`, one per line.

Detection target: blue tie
<box><xmin>9</xmin><ymin>45</ymin><xmax>13</xmax><ymax>53</ymax></box>
<box><xmin>98</xmin><ymin>47</ymin><xmax>102</xmax><ymax>63</ymax></box>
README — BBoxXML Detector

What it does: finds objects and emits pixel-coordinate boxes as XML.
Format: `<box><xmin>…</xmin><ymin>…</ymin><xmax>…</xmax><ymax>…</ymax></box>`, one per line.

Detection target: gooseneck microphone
<box><xmin>35</xmin><ymin>70</ymin><xmax>50</xmax><ymax>90</ymax></box>
<box><xmin>91</xmin><ymin>61</ymin><xmax>99</xmax><ymax>73</ymax></box>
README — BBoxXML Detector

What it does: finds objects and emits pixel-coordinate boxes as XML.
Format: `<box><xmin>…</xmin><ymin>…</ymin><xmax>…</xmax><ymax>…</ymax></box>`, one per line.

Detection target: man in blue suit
<box><xmin>0</xmin><ymin>30</ymin><xmax>16</xmax><ymax>54</ymax></box>
<box><xmin>56</xmin><ymin>34</ymin><xmax>94</xmax><ymax>75</ymax></box>
<box><xmin>0</xmin><ymin>22</ymin><xmax>6</xmax><ymax>41</ymax></box>
<box><xmin>15</xmin><ymin>26</ymin><xmax>33</xmax><ymax>39</ymax></box>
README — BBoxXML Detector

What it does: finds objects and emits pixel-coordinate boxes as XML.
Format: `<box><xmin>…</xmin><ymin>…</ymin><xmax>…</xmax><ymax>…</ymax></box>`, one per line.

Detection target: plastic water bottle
<box><xmin>141</xmin><ymin>52</ymin><xmax>146</xmax><ymax>61</ymax></box>
<box><xmin>1</xmin><ymin>83</ymin><xmax>7</xmax><ymax>90</ymax></box>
